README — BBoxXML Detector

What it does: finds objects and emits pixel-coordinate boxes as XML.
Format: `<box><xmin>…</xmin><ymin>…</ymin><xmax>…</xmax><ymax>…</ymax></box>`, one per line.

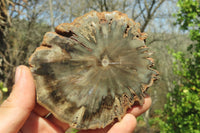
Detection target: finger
<box><xmin>47</xmin><ymin>114</ymin><xmax>70</xmax><ymax>131</ymax></box>
<box><xmin>0</xmin><ymin>65</ymin><xmax>35</xmax><ymax>133</ymax></box>
<box><xmin>78</xmin><ymin>114</ymin><xmax>136</xmax><ymax>133</ymax></box>
<box><xmin>128</xmin><ymin>96</ymin><xmax>152</xmax><ymax>117</ymax></box>
<box><xmin>33</xmin><ymin>103</ymin><xmax>50</xmax><ymax>117</ymax></box>
<box><xmin>108</xmin><ymin>114</ymin><xmax>137</xmax><ymax>133</ymax></box>
<box><xmin>21</xmin><ymin>112</ymin><xmax>64</xmax><ymax>133</ymax></box>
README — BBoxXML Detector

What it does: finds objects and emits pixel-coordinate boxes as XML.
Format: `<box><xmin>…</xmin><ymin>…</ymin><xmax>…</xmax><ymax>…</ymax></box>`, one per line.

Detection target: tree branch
<box><xmin>141</xmin><ymin>0</ymin><xmax>165</xmax><ymax>32</ymax></box>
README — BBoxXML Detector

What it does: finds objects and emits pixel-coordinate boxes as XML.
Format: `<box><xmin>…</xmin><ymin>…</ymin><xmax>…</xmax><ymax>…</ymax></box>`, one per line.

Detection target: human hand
<box><xmin>0</xmin><ymin>65</ymin><xmax>151</xmax><ymax>133</ymax></box>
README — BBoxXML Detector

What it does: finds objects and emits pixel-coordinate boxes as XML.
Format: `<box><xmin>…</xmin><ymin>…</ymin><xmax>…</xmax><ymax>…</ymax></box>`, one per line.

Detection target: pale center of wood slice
<box><xmin>102</xmin><ymin>56</ymin><xmax>109</xmax><ymax>67</ymax></box>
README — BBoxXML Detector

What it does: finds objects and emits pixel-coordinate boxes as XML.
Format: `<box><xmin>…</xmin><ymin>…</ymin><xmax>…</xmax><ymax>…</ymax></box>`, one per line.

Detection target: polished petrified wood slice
<box><xmin>29</xmin><ymin>11</ymin><xmax>158</xmax><ymax>129</ymax></box>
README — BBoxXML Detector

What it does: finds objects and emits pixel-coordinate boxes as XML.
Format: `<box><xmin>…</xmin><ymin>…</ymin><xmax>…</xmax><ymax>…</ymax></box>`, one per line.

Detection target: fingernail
<box><xmin>15</xmin><ymin>66</ymin><xmax>22</xmax><ymax>83</ymax></box>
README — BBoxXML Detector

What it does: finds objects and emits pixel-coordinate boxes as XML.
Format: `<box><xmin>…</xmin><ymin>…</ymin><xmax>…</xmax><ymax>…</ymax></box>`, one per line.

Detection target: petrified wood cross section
<box><xmin>29</xmin><ymin>11</ymin><xmax>158</xmax><ymax>129</ymax></box>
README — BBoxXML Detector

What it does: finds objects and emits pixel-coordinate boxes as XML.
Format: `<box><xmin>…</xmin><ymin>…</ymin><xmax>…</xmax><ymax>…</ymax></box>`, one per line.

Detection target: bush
<box><xmin>0</xmin><ymin>82</ymin><xmax>8</xmax><ymax>102</ymax></box>
<box><xmin>157</xmin><ymin>0</ymin><xmax>200</xmax><ymax>132</ymax></box>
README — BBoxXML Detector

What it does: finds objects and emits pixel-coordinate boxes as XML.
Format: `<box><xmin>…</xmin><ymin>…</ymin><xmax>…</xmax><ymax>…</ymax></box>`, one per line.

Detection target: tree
<box><xmin>0</xmin><ymin>0</ymin><xmax>11</xmax><ymax>83</ymax></box>
<box><xmin>0</xmin><ymin>0</ymin><xmax>50</xmax><ymax>90</ymax></box>
<box><xmin>159</xmin><ymin>0</ymin><xmax>200</xmax><ymax>132</ymax></box>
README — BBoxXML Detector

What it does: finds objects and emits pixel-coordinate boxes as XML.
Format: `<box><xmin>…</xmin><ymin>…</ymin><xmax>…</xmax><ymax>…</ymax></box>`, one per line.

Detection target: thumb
<box><xmin>0</xmin><ymin>65</ymin><xmax>35</xmax><ymax>133</ymax></box>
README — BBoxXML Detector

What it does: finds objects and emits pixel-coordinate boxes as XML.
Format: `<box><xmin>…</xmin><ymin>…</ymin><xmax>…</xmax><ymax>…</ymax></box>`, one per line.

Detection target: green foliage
<box><xmin>157</xmin><ymin>0</ymin><xmax>200</xmax><ymax>132</ymax></box>
<box><xmin>159</xmin><ymin>84</ymin><xmax>200</xmax><ymax>132</ymax></box>
<box><xmin>0</xmin><ymin>82</ymin><xmax>8</xmax><ymax>93</ymax></box>
<box><xmin>0</xmin><ymin>82</ymin><xmax>8</xmax><ymax>102</ymax></box>
<box><xmin>65</xmin><ymin>128</ymin><xmax>79</xmax><ymax>133</ymax></box>
<box><xmin>148</xmin><ymin>110</ymin><xmax>165</xmax><ymax>131</ymax></box>
<box><xmin>70</xmin><ymin>129</ymin><xmax>79</xmax><ymax>133</ymax></box>
<box><xmin>136</xmin><ymin>115</ymin><xmax>144</xmax><ymax>121</ymax></box>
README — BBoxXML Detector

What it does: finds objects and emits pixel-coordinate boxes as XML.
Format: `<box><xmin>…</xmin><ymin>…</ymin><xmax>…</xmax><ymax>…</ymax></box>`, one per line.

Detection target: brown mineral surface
<box><xmin>29</xmin><ymin>11</ymin><xmax>158</xmax><ymax>129</ymax></box>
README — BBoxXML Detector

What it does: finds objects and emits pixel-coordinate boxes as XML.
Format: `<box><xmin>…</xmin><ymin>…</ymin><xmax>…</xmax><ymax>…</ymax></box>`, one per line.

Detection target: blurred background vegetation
<box><xmin>0</xmin><ymin>0</ymin><xmax>199</xmax><ymax>132</ymax></box>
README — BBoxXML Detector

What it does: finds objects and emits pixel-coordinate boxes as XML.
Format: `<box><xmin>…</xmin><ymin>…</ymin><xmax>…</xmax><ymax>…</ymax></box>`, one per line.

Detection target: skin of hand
<box><xmin>0</xmin><ymin>65</ymin><xmax>152</xmax><ymax>133</ymax></box>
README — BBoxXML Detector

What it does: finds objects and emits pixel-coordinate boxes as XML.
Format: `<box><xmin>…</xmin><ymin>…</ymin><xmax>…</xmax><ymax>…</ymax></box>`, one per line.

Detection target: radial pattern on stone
<box><xmin>29</xmin><ymin>11</ymin><xmax>158</xmax><ymax>129</ymax></box>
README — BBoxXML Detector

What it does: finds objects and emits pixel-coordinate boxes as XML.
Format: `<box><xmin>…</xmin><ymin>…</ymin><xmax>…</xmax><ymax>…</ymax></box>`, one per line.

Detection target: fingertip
<box><xmin>12</xmin><ymin>65</ymin><xmax>35</xmax><ymax>109</ymax></box>
<box><xmin>108</xmin><ymin>114</ymin><xmax>137</xmax><ymax>133</ymax></box>
<box><xmin>121</xmin><ymin>114</ymin><xmax>137</xmax><ymax>131</ymax></box>
<box><xmin>142</xmin><ymin>96</ymin><xmax>152</xmax><ymax>109</ymax></box>
<box><xmin>15</xmin><ymin>65</ymin><xmax>34</xmax><ymax>86</ymax></box>
<box><xmin>15</xmin><ymin>66</ymin><xmax>22</xmax><ymax>83</ymax></box>
<box><xmin>129</xmin><ymin>96</ymin><xmax>152</xmax><ymax>117</ymax></box>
